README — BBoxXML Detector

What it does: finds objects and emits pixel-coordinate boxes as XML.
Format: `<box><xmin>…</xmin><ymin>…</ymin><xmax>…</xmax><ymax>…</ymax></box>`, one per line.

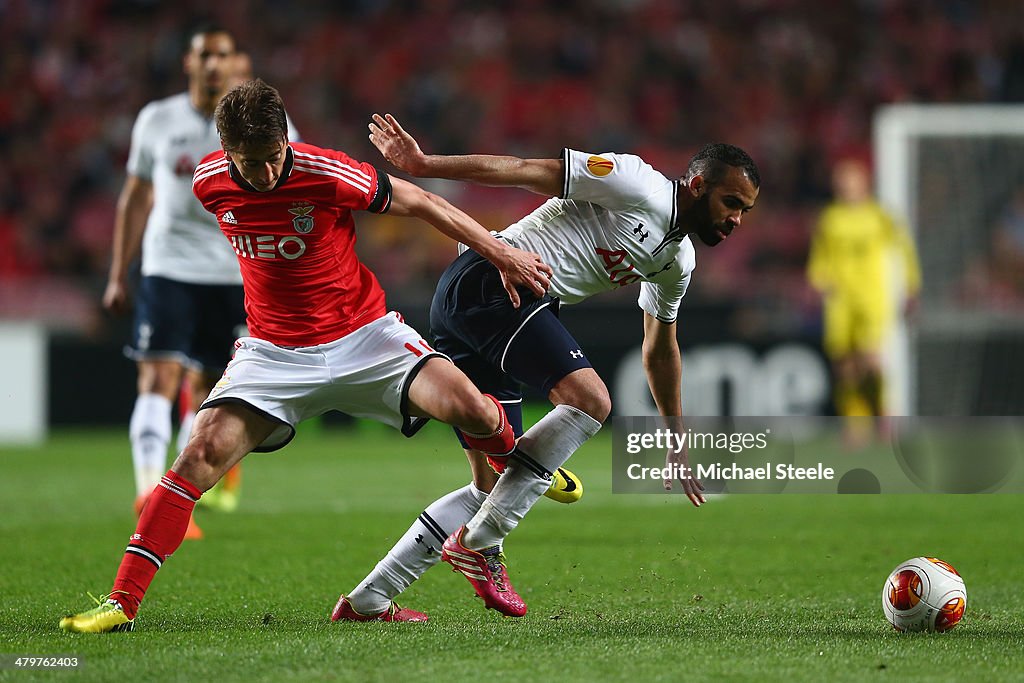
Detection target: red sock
<box><xmin>111</xmin><ymin>470</ymin><xmax>201</xmax><ymax>618</ymax></box>
<box><xmin>486</xmin><ymin>454</ymin><xmax>509</xmax><ymax>474</ymax></box>
<box><xmin>461</xmin><ymin>394</ymin><xmax>515</xmax><ymax>456</ymax></box>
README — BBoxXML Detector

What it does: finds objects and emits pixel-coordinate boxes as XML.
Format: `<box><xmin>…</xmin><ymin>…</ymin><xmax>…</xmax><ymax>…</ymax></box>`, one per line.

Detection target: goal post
<box><xmin>874</xmin><ymin>104</ymin><xmax>1024</xmax><ymax>416</ymax></box>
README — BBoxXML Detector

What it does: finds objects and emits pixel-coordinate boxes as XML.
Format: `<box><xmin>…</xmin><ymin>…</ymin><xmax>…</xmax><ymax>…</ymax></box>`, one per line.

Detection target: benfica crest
<box><xmin>289</xmin><ymin>205</ymin><xmax>315</xmax><ymax>233</ymax></box>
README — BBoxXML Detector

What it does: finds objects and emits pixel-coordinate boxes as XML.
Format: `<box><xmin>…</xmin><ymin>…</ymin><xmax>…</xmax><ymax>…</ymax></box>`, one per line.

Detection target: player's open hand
<box><xmin>664</xmin><ymin>441</ymin><xmax>706</xmax><ymax>508</ymax></box>
<box><xmin>496</xmin><ymin>245</ymin><xmax>553</xmax><ymax>309</ymax></box>
<box><xmin>369</xmin><ymin>114</ymin><xmax>427</xmax><ymax>176</ymax></box>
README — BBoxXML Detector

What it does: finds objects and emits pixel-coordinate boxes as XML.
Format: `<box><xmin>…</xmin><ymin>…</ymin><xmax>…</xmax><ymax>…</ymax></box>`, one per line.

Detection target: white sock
<box><xmin>346</xmin><ymin>483</ymin><xmax>488</xmax><ymax>614</ymax></box>
<box><xmin>177</xmin><ymin>409</ymin><xmax>196</xmax><ymax>455</ymax></box>
<box><xmin>129</xmin><ymin>393</ymin><xmax>173</xmax><ymax>497</ymax></box>
<box><xmin>462</xmin><ymin>404</ymin><xmax>601</xmax><ymax>549</ymax></box>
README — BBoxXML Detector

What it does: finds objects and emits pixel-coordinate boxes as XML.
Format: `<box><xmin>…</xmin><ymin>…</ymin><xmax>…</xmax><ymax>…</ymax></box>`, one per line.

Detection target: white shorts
<box><xmin>201</xmin><ymin>311</ymin><xmax>446</xmax><ymax>452</ymax></box>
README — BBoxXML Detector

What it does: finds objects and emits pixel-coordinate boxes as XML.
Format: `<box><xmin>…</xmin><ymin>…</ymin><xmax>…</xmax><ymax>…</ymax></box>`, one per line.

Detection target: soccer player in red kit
<box><xmin>59</xmin><ymin>79</ymin><xmax>553</xmax><ymax>632</ymax></box>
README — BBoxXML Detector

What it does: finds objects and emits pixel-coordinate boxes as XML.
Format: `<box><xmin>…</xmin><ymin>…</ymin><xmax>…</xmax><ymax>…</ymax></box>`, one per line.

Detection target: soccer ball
<box><xmin>881</xmin><ymin>557</ymin><xmax>967</xmax><ymax>632</ymax></box>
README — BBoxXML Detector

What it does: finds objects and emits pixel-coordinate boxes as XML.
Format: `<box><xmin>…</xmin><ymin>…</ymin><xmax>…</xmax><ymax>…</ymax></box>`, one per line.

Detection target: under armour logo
<box><xmin>415</xmin><ymin>534</ymin><xmax>437</xmax><ymax>554</ymax></box>
<box><xmin>633</xmin><ymin>223</ymin><xmax>649</xmax><ymax>242</ymax></box>
<box><xmin>570</xmin><ymin>349</ymin><xmax>584</xmax><ymax>359</ymax></box>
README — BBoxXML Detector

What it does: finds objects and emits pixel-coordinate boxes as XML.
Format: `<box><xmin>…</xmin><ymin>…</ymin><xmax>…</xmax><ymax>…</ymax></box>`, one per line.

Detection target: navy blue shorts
<box><xmin>430</xmin><ymin>248</ymin><xmax>592</xmax><ymax>440</ymax></box>
<box><xmin>128</xmin><ymin>275</ymin><xmax>247</xmax><ymax>374</ymax></box>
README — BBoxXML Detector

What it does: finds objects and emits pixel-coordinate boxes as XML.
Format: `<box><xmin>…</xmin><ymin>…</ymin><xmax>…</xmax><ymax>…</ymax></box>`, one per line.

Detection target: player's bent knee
<box><xmin>138</xmin><ymin>361</ymin><xmax>185</xmax><ymax>399</ymax></box>
<box><xmin>549</xmin><ymin>369</ymin><xmax>611</xmax><ymax>423</ymax></box>
<box><xmin>449</xmin><ymin>388</ymin><xmax>497</xmax><ymax>435</ymax></box>
<box><xmin>585</xmin><ymin>389</ymin><xmax>613</xmax><ymax>423</ymax></box>
<box><xmin>561</xmin><ymin>389</ymin><xmax>611</xmax><ymax>424</ymax></box>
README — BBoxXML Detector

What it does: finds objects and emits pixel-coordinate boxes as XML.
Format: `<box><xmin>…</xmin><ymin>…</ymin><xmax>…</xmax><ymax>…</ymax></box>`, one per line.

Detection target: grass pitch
<box><xmin>1</xmin><ymin>419</ymin><xmax>1022</xmax><ymax>682</ymax></box>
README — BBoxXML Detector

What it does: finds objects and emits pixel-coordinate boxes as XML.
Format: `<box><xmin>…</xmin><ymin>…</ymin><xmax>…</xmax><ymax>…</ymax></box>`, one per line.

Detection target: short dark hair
<box><xmin>685</xmin><ymin>143</ymin><xmax>760</xmax><ymax>189</ymax></box>
<box><xmin>215</xmin><ymin>78</ymin><xmax>288</xmax><ymax>152</ymax></box>
<box><xmin>184</xmin><ymin>21</ymin><xmax>234</xmax><ymax>51</ymax></box>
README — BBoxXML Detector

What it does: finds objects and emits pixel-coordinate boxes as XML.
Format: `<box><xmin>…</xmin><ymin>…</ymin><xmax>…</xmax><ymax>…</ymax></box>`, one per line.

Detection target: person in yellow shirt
<box><xmin>807</xmin><ymin>157</ymin><xmax>921</xmax><ymax>438</ymax></box>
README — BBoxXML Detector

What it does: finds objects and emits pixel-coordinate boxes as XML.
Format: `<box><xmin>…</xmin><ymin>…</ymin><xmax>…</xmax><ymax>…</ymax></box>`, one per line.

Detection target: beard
<box><xmin>688</xmin><ymin>194</ymin><xmax>724</xmax><ymax>247</ymax></box>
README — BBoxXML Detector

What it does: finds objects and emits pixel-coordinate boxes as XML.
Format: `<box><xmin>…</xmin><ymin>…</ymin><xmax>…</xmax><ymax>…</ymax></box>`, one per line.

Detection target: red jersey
<box><xmin>192</xmin><ymin>142</ymin><xmax>393</xmax><ymax>346</ymax></box>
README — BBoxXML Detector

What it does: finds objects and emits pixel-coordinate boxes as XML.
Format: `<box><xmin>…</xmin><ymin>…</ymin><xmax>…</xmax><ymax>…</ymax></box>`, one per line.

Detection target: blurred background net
<box><xmin>876</xmin><ymin>107</ymin><xmax>1024</xmax><ymax>415</ymax></box>
<box><xmin>2</xmin><ymin>0</ymin><xmax>1023</xmax><ymax>420</ymax></box>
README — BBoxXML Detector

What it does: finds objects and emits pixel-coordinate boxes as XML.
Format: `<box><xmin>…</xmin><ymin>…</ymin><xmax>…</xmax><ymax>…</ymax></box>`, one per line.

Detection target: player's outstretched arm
<box><xmin>387</xmin><ymin>175</ymin><xmax>552</xmax><ymax>308</ymax></box>
<box><xmin>103</xmin><ymin>174</ymin><xmax>153</xmax><ymax>315</ymax></box>
<box><xmin>641</xmin><ymin>312</ymin><xmax>705</xmax><ymax>507</ymax></box>
<box><xmin>369</xmin><ymin>113</ymin><xmax>563</xmax><ymax>197</ymax></box>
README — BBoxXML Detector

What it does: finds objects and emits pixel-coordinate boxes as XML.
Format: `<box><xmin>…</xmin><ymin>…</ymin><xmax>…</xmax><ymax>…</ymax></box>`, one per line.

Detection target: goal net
<box><xmin>874</xmin><ymin>105</ymin><xmax>1024</xmax><ymax>416</ymax></box>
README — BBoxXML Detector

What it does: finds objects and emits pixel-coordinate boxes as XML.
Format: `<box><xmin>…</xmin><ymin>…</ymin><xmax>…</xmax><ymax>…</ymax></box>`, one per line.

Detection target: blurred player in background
<box><xmin>60</xmin><ymin>78</ymin><xmax>554</xmax><ymax>633</ymax></box>
<box><xmin>335</xmin><ymin>114</ymin><xmax>759</xmax><ymax>620</ymax></box>
<box><xmin>807</xmin><ymin>157</ymin><xmax>921</xmax><ymax>443</ymax></box>
<box><xmin>103</xmin><ymin>26</ymin><xmax>295</xmax><ymax>531</ymax></box>
<box><xmin>187</xmin><ymin>49</ymin><xmax>256</xmax><ymax>513</ymax></box>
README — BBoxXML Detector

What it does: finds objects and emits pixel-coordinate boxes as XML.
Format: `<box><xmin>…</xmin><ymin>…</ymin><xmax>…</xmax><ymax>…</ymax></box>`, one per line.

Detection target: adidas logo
<box><xmin>222</xmin><ymin>210</ymin><xmax>237</xmax><ymax>225</ymax></box>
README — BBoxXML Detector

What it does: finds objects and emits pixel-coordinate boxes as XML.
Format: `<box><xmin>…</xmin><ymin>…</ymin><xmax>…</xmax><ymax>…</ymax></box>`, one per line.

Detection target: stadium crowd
<box><xmin>2</xmin><ymin>0</ymin><xmax>1023</xmax><ymax>331</ymax></box>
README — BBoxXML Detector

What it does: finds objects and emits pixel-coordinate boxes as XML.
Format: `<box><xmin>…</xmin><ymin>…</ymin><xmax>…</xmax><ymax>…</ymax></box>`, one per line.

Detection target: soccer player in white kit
<box><xmin>335</xmin><ymin>114</ymin><xmax>760</xmax><ymax>619</ymax></box>
<box><xmin>103</xmin><ymin>25</ymin><xmax>299</xmax><ymax>530</ymax></box>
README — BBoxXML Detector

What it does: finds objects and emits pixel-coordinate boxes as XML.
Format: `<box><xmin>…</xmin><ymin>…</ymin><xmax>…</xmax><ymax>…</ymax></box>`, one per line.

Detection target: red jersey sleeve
<box><xmin>290</xmin><ymin>144</ymin><xmax>392</xmax><ymax>214</ymax></box>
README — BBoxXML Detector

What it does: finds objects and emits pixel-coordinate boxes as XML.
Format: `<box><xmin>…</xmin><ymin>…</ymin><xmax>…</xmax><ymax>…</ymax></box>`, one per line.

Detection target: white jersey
<box><xmin>498</xmin><ymin>149</ymin><xmax>695</xmax><ymax>323</ymax></box>
<box><xmin>127</xmin><ymin>92</ymin><xmax>300</xmax><ymax>285</ymax></box>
